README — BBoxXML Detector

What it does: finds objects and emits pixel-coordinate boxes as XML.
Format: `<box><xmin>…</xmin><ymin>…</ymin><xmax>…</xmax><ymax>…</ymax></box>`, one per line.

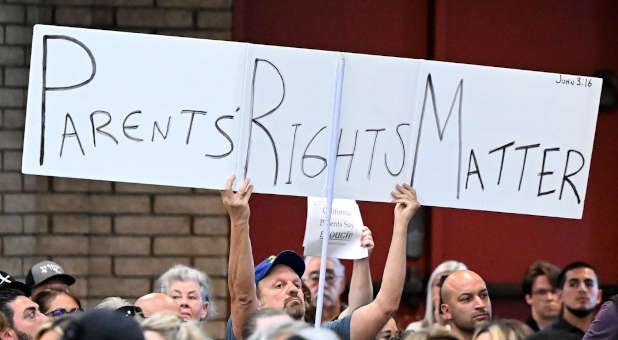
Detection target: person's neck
<box><xmin>532</xmin><ymin>308</ymin><xmax>557</xmax><ymax>329</ymax></box>
<box><xmin>320</xmin><ymin>301</ymin><xmax>342</xmax><ymax>323</ymax></box>
<box><xmin>563</xmin><ymin>307</ymin><xmax>595</xmax><ymax>332</ymax></box>
<box><xmin>450</xmin><ymin>323</ymin><xmax>473</xmax><ymax>340</ymax></box>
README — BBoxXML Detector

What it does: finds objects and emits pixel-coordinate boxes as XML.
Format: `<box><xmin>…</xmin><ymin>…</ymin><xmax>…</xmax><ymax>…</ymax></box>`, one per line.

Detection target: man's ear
<box><xmin>525</xmin><ymin>294</ymin><xmax>533</xmax><ymax>305</ymax></box>
<box><xmin>440</xmin><ymin>304</ymin><xmax>451</xmax><ymax>320</ymax></box>
<box><xmin>596</xmin><ymin>289</ymin><xmax>603</xmax><ymax>306</ymax></box>
<box><xmin>200</xmin><ymin>301</ymin><xmax>209</xmax><ymax>320</ymax></box>
<box><xmin>1</xmin><ymin>328</ymin><xmax>15</xmax><ymax>340</ymax></box>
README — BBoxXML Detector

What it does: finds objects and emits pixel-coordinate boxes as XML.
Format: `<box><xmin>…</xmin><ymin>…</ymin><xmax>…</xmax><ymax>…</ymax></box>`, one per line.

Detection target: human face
<box><xmin>8</xmin><ymin>296</ymin><xmax>49</xmax><ymax>337</ymax></box>
<box><xmin>376</xmin><ymin>317</ymin><xmax>398</xmax><ymax>340</ymax></box>
<box><xmin>302</xmin><ymin>258</ymin><xmax>343</xmax><ymax>309</ymax></box>
<box><xmin>168</xmin><ymin>280</ymin><xmax>207</xmax><ymax>321</ymax></box>
<box><xmin>257</xmin><ymin>264</ymin><xmax>305</xmax><ymax>320</ymax></box>
<box><xmin>441</xmin><ymin>271</ymin><xmax>492</xmax><ymax>334</ymax></box>
<box><xmin>560</xmin><ymin>267</ymin><xmax>601</xmax><ymax>312</ymax></box>
<box><xmin>45</xmin><ymin>293</ymin><xmax>81</xmax><ymax>317</ymax></box>
<box><xmin>525</xmin><ymin>275</ymin><xmax>560</xmax><ymax>321</ymax></box>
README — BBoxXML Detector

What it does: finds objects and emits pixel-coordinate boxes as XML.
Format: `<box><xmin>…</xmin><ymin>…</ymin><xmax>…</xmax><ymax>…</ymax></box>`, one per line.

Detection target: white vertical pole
<box><xmin>315</xmin><ymin>56</ymin><xmax>345</xmax><ymax>328</ymax></box>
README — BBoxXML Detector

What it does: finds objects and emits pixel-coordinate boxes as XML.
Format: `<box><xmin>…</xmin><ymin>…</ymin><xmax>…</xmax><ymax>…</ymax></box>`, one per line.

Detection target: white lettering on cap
<box><xmin>0</xmin><ymin>274</ymin><xmax>12</xmax><ymax>285</ymax></box>
<box><xmin>39</xmin><ymin>264</ymin><xmax>62</xmax><ymax>274</ymax></box>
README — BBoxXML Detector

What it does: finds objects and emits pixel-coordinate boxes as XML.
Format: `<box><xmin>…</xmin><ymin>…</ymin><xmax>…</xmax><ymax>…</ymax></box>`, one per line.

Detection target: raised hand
<box><xmin>390</xmin><ymin>183</ymin><xmax>420</xmax><ymax>226</ymax></box>
<box><xmin>220</xmin><ymin>174</ymin><xmax>253</xmax><ymax>226</ymax></box>
<box><xmin>360</xmin><ymin>226</ymin><xmax>374</xmax><ymax>257</ymax></box>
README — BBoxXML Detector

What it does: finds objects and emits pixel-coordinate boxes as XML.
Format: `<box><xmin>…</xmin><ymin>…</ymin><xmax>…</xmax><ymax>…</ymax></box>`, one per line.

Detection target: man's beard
<box><xmin>283</xmin><ymin>297</ymin><xmax>306</xmax><ymax>320</ymax></box>
<box><xmin>311</xmin><ymin>291</ymin><xmax>336</xmax><ymax>309</ymax></box>
<box><xmin>453</xmin><ymin>311</ymin><xmax>490</xmax><ymax>334</ymax></box>
<box><xmin>566</xmin><ymin>306</ymin><xmax>595</xmax><ymax>318</ymax></box>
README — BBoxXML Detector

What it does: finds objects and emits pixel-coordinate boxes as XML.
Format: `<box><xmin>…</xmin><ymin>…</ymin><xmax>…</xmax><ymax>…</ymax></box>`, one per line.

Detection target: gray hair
<box><xmin>247</xmin><ymin>320</ymin><xmax>309</xmax><ymax>340</ymax></box>
<box><xmin>296</xmin><ymin>327</ymin><xmax>340</xmax><ymax>340</ymax></box>
<box><xmin>242</xmin><ymin>308</ymin><xmax>293</xmax><ymax>340</ymax></box>
<box><xmin>304</xmin><ymin>256</ymin><xmax>345</xmax><ymax>277</ymax></box>
<box><xmin>94</xmin><ymin>297</ymin><xmax>131</xmax><ymax>310</ymax></box>
<box><xmin>156</xmin><ymin>264</ymin><xmax>216</xmax><ymax>320</ymax></box>
<box><xmin>141</xmin><ymin>313</ymin><xmax>206</xmax><ymax>340</ymax></box>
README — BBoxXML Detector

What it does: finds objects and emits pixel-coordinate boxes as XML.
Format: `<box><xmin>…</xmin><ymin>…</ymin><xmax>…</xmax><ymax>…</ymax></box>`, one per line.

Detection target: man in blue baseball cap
<box><xmin>252</xmin><ymin>250</ymin><xmax>307</xmax><ymax>320</ymax></box>
<box><xmin>221</xmin><ymin>174</ymin><xmax>420</xmax><ymax>340</ymax></box>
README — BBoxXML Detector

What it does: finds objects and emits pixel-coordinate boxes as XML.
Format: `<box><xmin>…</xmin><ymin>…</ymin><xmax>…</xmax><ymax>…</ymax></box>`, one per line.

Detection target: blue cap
<box><xmin>254</xmin><ymin>250</ymin><xmax>305</xmax><ymax>283</ymax></box>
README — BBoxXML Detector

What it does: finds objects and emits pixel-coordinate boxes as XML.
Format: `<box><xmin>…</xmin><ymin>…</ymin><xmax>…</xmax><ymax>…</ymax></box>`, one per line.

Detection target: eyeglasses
<box><xmin>47</xmin><ymin>307</ymin><xmax>82</xmax><ymax>317</ymax></box>
<box><xmin>532</xmin><ymin>288</ymin><xmax>558</xmax><ymax>296</ymax></box>
<box><xmin>307</xmin><ymin>270</ymin><xmax>337</xmax><ymax>282</ymax></box>
<box><xmin>116</xmin><ymin>305</ymin><xmax>144</xmax><ymax>318</ymax></box>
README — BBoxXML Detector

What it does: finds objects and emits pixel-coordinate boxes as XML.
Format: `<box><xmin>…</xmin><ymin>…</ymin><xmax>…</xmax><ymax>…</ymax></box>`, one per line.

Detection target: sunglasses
<box><xmin>116</xmin><ymin>305</ymin><xmax>144</xmax><ymax>318</ymax></box>
<box><xmin>47</xmin><ymin>307</ymin><xmax>82</xmax><ymax>317</ymax></box>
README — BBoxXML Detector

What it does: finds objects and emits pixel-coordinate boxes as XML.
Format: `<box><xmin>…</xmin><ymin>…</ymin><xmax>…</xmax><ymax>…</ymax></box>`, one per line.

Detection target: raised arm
<box><xmin>222</xmin><ymin>175</ymin><xmax>256</xmax><ymax>339</ymax></box>
<box><xmin>349</xmin><ymin>183</ymin><xmax>419</xmax><ymax>340</ymax></box>
<box><xmin>339</xmin><ymin>226</ymin><xmax>374</xmax><ymax>319</ymax></box>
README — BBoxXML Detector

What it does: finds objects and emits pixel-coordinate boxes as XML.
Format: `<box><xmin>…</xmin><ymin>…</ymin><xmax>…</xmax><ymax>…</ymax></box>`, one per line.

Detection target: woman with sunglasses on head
<box><xmin>32</xmin><ymin>288</ymin><xmax>82</xmax><ymax>318</ymax></box>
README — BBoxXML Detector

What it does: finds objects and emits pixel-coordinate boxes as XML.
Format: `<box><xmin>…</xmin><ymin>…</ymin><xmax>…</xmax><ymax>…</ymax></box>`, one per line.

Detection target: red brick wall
<box><xmin>0</xmin><ymin>1</ymin><xmax>232</xmax><ymax>338</ymax></box>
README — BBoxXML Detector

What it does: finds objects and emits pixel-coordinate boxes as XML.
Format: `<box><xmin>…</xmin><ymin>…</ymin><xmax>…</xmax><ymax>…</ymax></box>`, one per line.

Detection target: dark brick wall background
<box><xmin>0</xmin><ymin>0</ymin><xmax>233</xmax><ymax>337</ymax></box>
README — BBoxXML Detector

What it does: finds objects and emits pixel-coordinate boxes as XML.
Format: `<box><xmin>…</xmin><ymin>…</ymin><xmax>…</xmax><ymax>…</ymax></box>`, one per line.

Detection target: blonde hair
<box><xmin>403</xmin><ymin>325</ymin><xmax>462</xmax><ymax>340</ymax></box>
<box><xmin>472</xmin><ymin>319</ymin><xmax>533</xmax><ymax>340</ymax></box>
<box><xmin>34</xmin><ymin>314</ymin><xmax>78</xmax><ymax>340</ymax></box>
<box><xmin>140</xmin><ymin>313</ymin><xmax>206</xmax><ymax>340</ymax></box>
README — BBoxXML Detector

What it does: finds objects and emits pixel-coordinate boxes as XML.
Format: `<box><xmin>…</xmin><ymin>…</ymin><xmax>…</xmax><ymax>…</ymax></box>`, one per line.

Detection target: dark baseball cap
<box><xmin>62</xmin><ymin>309</ymin><xmax>145</xmax><ymax>340</ymax></box>
<box><xmin>254</xmin><ymin>250</ymin><xmax>305</xmax><ymax>283</ymax></box>
<box><xmin>25</xmin><ymin>261</ymin><xmax>76</xmax><ymax>289</ymax></box>
<box><xmin>0</xmin><ymin>271</ymin><xmax>31</xmax><ymax>296</ymax></box>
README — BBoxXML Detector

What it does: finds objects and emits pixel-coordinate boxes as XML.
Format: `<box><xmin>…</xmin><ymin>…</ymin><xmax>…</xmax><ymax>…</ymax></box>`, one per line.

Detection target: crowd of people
<box><xmin>0</xmin><ymin>175</ymin><xmax>615</xmax><ymax>340</ymax></box>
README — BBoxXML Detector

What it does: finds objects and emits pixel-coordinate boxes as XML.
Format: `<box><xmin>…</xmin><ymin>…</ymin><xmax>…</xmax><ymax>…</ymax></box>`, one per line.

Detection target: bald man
<box><xmin>135</xmin><ymin>293</ymin><xmax>180</xmax><ymax>317</ymax></box>
<box><xmin>440</xmin><ymin>270</ymin><xmax>492</xmax><ymax>340</ymax></box>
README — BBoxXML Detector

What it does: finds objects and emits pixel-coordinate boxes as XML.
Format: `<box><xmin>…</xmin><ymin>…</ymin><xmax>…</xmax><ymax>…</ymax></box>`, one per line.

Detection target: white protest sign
<box><xmin>303</xmin><ymin>197</ymin><xmax>367</xmax><ymax>260</ymax></box>
<box><xmin>23</xmin><ymin>25</ymin><xmax>602</xmax><ymax>219</ymax></box>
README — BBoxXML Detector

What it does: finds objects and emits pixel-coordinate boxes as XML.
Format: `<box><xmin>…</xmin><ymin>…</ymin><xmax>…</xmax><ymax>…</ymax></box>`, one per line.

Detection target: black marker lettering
<box><xmin>515</xmin><ymin>143</ymin><xmax>540</xmax><ymax>191</ymax></box>
<box><xmin>385</xmin><ymin>123</ymin><xmax>409</xmax><ymax>176</ymax></box>
<box><xmin>205</xmin><ymin>115</ymin><xmax>234</xmax><ymax>159</ymax></box>
<box><xmin>488</xmin><ymin>141</ymin><xmax>515</xmax><ymax>185</ymax></box>
<box><xmin>365</xmin><ymin>128</ymin><xmax>385</xmax><ymax>179</ymax></box>
<box><xmin>60</xmin><ymin>113</ymin><xmax>84</xmax><ymax>157</ymax></box>
<box><xmin>151</xmin><ymin>116</ymin><xmax>172</xmax><ymax>142</ymax></box>
<box><xmin>122</xmin><ymin>110</ymin><xmax>143</xmax><ymax>142</ymax></box>
<box><xmin>537</xmin><ymin>147</ymin><xmax>560</xmax><ymax>197</ymax></box>
<box><xmin>302</xmin><ymin>126</ymin><xmax>327</xmax><ymax>178</ymax></box>
<box><xmin>181</xmin><ymin>109</ymin><xmax>207</xmax><ymax>145</ymax></box>
<box><xmin>286</xmin><ymin>123</ymin><xmax>301</xmax><ymax>184</ymax></box>
<box><xmin>465</xmin><ymin>149</ymin><xmax>484</xmax><ymax>190</ymax></box>
<box><xmin>559</xmin><ymin>149</ymin><xmax>584</xmax><ymax>204</ymax></box>
<box><xmin>41</xmin><ymin>35</ymin><xmax>96</xmax><ymax>165</ymax></box>
<box><xmin>90</xmin><ymin>110</ymin><xmax>118</xmax><ymax>147</ymax></box>
<box><xmin>411</xmin><ymin>74</ymin><xmax>464</xmax><ymax>198</ymax></box>
<box><xmin>336</xmin><ymin>129</ymin><xmax>358</xmax><ymax>181</ymax></box>
<box><xmin>244</xmin><ymin>59</ymin><xmax>284</xmax><ymax>185</ymax></box>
